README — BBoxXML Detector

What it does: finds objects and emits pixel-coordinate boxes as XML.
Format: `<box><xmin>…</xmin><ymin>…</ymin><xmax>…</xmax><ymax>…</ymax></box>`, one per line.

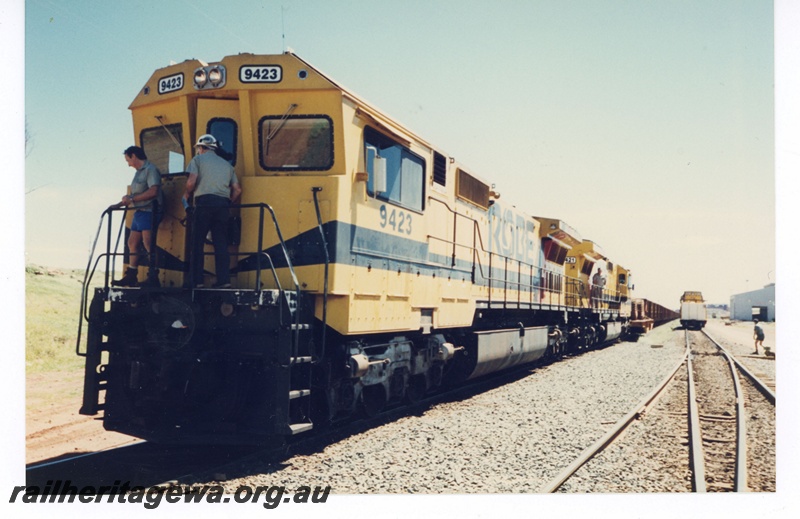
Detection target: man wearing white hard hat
<box><xmin>182</xmin><ymin>134</ymin><xmax>242</xmax><ymax>288</ymax></box>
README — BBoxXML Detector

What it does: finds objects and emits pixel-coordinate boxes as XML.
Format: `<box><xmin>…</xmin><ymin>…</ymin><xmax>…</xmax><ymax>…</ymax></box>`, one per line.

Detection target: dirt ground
<box><xmin>703</xmin><ymin>318</ymin><xmax>777</xmax><ymax>356</ymax></box>
<box><xmin>26</xmin><ymin>369</ymin><xmax>139</xmax><ymax>465</ymax></box>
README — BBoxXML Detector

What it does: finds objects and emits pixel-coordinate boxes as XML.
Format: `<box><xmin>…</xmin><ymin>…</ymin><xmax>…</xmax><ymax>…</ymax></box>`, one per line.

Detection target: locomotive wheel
<box><xmin>405</xmin><ymin>375</ymin><xmax>426</xmax><ymax>404</ymax></box>
<box><xmin>361</xmin><ymin>385</ymin><xmax>386</xmax><ymax>417</ymax></box>
<box><xmin>547</xmin><ymin>340</ymin><xmax>560</xmax><ymax>360</ymax></box>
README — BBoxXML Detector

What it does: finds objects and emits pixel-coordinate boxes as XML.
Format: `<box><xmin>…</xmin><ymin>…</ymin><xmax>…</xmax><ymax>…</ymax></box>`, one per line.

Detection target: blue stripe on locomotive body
<box><xmin>237</xmin><ymin>219</ymin><xmax>543</xmax><ymax>292</ymax></box>
<box><xmin>241</xmin><ymin>220</ymin><xmax>453</xmax><ymax>271</ymax></box>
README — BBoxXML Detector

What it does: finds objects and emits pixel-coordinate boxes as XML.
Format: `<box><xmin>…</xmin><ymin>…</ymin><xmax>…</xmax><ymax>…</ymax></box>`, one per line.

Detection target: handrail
<box><xmin>237</xmin><ymin>202</ymin><xmax>301</xmax><ymax>295</ymax></box>
<box><xmin>247</xmin><ymin>202</ymin><xmax>302</xmax><ymax>361</ymax></box>
<box><xmin>427</xmin><ymin>198</ymin><xmax>486</xmax><ymax>277</ymax></box>
<box><xmin>426</xmin><ymin>197</ymin><xmax>627</xmax><ymax>311</ymax></box>
<box><xmin>311</xmin><ymin>187</ymin><xmax>328</xmax><ymax>362</ymax></box>
<box><xmin>256</xmin><ymin>252</ymin><xmax>283</xmax><ymax>294</ymax></box>
<box><xmin>76</xmin><ymin>205</ymin><xmax>131</xmax><ymax>356</ymax></box>
<box><xmin>92</xmin><ymin>201</ymin><xmax>301</xmax><ymax>294</ymax></box>
<box><xmin>76</xmin><ymin>201</ymin><xmax>304</xmax><ymax>356</ymax></box>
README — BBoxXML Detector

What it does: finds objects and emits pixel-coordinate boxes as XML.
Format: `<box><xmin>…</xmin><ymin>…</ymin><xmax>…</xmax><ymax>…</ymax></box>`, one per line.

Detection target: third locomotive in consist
<box><xmin>80</xmin><ymin>52</ymin><xmax>642</xmax><ymax>444</ymax></box>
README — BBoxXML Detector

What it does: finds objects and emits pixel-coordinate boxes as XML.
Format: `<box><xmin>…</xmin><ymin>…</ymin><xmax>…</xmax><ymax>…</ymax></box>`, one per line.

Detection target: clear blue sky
<box><xmin>18</xmin><ymin>0</ymin><xmax>778</xmax><ymax>309</ymax></box>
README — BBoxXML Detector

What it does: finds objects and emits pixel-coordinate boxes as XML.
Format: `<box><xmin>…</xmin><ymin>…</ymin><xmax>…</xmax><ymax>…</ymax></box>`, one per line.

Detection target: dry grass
<box><xmin>25</xmin><ymin>265</ymin><xmax>100</xmax><ymax>373</ymax></box>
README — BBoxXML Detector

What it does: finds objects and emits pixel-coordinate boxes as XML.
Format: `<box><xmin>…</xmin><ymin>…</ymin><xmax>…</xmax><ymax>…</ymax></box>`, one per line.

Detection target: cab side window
<box><xmin>365</xmin><ymin>126</ymin><xmax>425</xmax><ymax>212</ymax></box>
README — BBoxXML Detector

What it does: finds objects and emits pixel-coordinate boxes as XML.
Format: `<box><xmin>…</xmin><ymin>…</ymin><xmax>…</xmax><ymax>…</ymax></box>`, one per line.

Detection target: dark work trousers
<box><xmin>191</xmin><ymin>194</ymin><xmax>231</xmax><ymax>286</ymax></box>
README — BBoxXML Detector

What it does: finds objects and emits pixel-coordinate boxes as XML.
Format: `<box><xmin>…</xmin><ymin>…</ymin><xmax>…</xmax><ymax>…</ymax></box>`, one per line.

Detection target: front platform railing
<box><xmin>76</xmin><ymin>200</ymin><xmax>305</xmax><ymax>357</ymax></box>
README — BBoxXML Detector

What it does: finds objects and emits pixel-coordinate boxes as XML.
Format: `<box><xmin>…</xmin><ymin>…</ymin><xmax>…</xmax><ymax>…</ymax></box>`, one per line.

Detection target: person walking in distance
<box><xmin>182</xmin><ymin>134</ymin><xmax>242</xmax><ymax>288</ymax></box>
<box><xmin>753</xmin><ymin>319</ymin><xmax>765</xmax><ymax>355</ymax></box>
<box><xmin>112</xmin><ymin>146</ymin><xmax>163</xmax><ymax>287</ymax></box>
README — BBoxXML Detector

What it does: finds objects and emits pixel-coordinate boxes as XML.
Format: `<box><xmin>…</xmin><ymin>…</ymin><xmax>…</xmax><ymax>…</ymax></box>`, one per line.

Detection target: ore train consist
<box><xmin>629</xmin><ymin>299</ymin><xmax>679</xmax><ymax>335</ymax></box>
<box><xmin>80</xmin><ymin>52</ymin><xmax>658</xmax><ymax>444</ymax></box>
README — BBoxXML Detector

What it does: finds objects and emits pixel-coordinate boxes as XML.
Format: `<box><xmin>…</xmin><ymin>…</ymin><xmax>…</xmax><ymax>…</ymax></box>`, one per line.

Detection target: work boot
<box><xmin>112</xmin><ymin>267</ymin><xmax>139</xmax><ymax>287</ymax></box>
<box><xmin>141</xmin><ymin>276</ymin><xmax>161</xmax><ymax>288</ymax></box>
<box><xmin>141</xmin><ymin>268</ymin><xmax>161</xmax><ymax>288</ymax></box>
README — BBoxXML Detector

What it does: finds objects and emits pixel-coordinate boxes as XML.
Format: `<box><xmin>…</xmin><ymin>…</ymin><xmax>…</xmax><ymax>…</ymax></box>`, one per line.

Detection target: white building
<box><xmin>729</xmin><ymin>283</ymin><xmax>775</xmax><ymax>322</ymax></box>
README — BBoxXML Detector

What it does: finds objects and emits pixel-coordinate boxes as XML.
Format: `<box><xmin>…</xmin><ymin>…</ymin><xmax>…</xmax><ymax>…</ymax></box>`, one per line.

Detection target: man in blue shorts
<box><xmin>112</xmin><ymin>146</ymin><xmax>163</xmax><ymax>287</ymax></box>
<box><xmin>753</xmin><ymin>320</ymin><xmax>765</xmax><ymax>355</ymax></box>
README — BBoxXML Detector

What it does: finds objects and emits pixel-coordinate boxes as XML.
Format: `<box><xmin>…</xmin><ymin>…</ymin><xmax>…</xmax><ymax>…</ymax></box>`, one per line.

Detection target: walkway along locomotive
<box><xmin>78</xmin><ymin>52</ymin><xmax>634</xmax><ymax>444</ymax></box>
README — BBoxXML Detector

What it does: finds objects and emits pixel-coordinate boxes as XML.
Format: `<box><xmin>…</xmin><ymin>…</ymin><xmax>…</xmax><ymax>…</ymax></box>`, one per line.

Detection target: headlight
<box><xmin>193</xmin><ymin>65</ymin><xmax>226</xmax><ymax>90</ymax></box>
<box><xmin>208</xmin><ymin>67</ymin><xmax>222</xmax><ymax>85</ymax></box>
<box><xmin>194</xmin><ymin>68</ymin><xmax>208</xmax><ymax>87</ymax></box>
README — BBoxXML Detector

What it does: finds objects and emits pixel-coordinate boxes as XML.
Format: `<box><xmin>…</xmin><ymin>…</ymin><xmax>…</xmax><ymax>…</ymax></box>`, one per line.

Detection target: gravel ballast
<box><xmin>198</xmin><ymin>323</ymin><xmax>686</xmax><ymax>494</ymax></box>
<box><xmin>560</xmin><ymin>360</ymin><xmax>692</xmax><ymax>493</ymax></box>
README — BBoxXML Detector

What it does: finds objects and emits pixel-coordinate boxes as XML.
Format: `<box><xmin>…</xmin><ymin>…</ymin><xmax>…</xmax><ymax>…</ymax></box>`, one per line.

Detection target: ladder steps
<box><xmin>284</xmin><ymin>293</ymin><xmax>313</xmax><ymax>437</ymax></box>
<box><xmin>289</xmin><ymin>423</ymin><xmax>313</xmax><ymax>435</ymax></box>
<box><xmin>289</xmin><ymin>389</ymin><xmax>311</xmax><ymax>400</ymax></box>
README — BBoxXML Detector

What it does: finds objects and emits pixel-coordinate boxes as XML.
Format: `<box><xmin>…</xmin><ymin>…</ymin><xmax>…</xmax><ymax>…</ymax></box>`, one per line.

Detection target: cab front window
<box><xmin>259</xmin><ymin>115</ymin><xmax>333</xmax><ymax>171</ymax></box>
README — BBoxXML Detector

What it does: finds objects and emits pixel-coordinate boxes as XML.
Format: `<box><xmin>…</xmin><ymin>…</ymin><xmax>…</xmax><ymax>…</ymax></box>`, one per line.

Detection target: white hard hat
<box><xmin>194</xmin><ymin>134</ymin><xmax>218</xmax><ymax>149</ymax></box>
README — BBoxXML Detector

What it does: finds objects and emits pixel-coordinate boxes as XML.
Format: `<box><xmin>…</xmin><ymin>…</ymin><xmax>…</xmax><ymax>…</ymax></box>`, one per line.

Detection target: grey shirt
<box><xmin>130</xmin><ymin>160</ymin><xmax>163</xmax><ymax>212</ymax></box>
<box><xmin>187</xmin><ymin>152</ymin><xmax>239</xmax><ymax>199</ymax></box>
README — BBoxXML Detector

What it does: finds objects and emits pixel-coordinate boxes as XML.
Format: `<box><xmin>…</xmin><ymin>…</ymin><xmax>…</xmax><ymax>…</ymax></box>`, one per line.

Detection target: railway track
<box><xmin>539</xmin><ymin>338</ymin><xmax>689</xmax><ymax>492</ymax></box>
<box><xmin>28</xmin><ymin>328</ymin><xmax>774</xmax><ymax>494</ymax></box>
<box><xmin>701</xmin><ymin>329</ymin><xmax>776</xmax><ymax>492</ymax></box>
<box><xmin>26</xmin><ymin>350</ymin><xmax>560</xmax><ymax>490</ymax></box>
<box><xmin>704</xmin><ymin>329</ymin><xmax>776</xmax><ymax>400</ymax></box>
<box><xmin>540</xmin><ymin>327</ymin><xmax>775</xmax><ymax>493</ymax></box>
<box><xmin>25</xmin><ymin>441</ymin><xmax>258</xmax><ymax>490</ymax></box>
<box><xmin>687</xmin><ymin>329</ymin><xmax>742</xmax><ymax>491</ymax></box>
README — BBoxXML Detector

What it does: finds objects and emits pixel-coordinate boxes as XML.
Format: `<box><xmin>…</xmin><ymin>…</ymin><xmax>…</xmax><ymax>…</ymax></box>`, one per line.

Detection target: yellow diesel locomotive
<box><xmin>78</xmin><ymin>52</ymin><xmax>632</xmax><ymax>444</ymax></box>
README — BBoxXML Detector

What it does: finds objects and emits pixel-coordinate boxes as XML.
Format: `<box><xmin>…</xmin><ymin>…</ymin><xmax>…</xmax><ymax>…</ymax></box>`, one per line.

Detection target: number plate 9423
<box><xmin>158</xmin><ymin>73</ymin><xmax>184</xmax><ymax>94</ymax></box>
<box><xmin>240</xmin><ymin>65</ymin><xmax>282</xmax><ymax>83</ymax></box>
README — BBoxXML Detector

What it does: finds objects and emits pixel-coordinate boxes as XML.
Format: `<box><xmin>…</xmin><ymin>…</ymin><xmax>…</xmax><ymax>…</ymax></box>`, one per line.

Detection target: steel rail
<box><xmin>26</xmin><ymin>440</ymin><xmax>146</xmax><ymax>471</ymax></box>
<box><xmin>702</xmin><ymin>328</ymin><xmax>776</xmax><ymax>492</ymax></box>
<box><xmin>702</xmin><ymin>329</ymin><xmax>775</xmax><ymax>405</ymax></box>
<box><xmin>721</xmin><ymin>344</ymin><xmax>748</xmax><ymax>491</ymax></box>
<box><xmin>686</xmin><ymin>330</ymin><xmax>707</xmax><ymax>492</ymax></box>
<box><xmin>538</xmin><ymin>344</ymin><xmax>689</xmax><ymax>493</ymax></box>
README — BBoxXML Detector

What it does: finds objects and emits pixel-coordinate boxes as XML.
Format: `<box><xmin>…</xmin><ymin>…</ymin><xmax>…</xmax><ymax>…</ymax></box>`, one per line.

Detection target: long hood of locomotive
<box><xmin>235</xmin><ymin>193</ymin><xmax>547</xmax><ymax>337</ymax></box>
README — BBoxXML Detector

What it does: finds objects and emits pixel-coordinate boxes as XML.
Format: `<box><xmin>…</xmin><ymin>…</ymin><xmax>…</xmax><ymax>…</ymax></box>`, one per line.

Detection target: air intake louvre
<box><xmin>433</xmin><ymin>152</ymin><xmax>447</xmax><ymax>186</ymax></box>
<box><xmin>456</xmin><ymin>168</ymin><xmax>490</xmax><ymax>209</ymax></box>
